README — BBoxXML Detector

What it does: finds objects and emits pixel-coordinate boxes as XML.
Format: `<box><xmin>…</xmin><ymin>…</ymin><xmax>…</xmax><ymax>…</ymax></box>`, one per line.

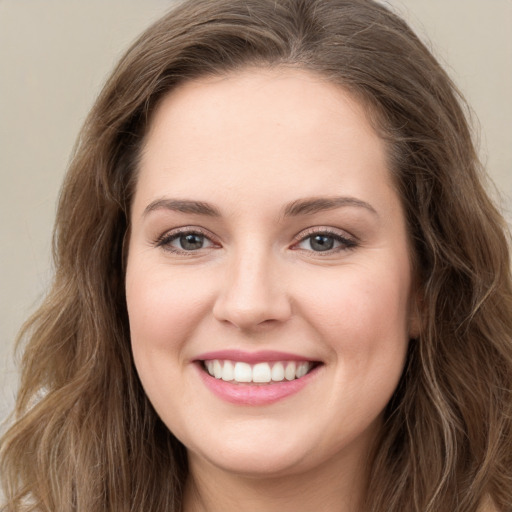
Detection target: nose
<box><xmin>212</xmin><ymin>249</ymin><xmax>292</xmax><ymax>331</ymax></box>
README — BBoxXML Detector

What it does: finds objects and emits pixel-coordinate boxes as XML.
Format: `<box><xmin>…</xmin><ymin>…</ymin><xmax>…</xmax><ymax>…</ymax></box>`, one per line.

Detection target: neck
<box><xmin>183</xmin><ymin>446</ymin><xmax>371</xmax><ymax>512</ymax></box>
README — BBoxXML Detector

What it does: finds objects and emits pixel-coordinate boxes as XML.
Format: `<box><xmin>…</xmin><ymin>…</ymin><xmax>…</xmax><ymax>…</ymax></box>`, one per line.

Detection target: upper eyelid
<box><xmin>153</xmin><ymin>225</ymin><xmax>357</xmax><ymax>248</ymax></box>
<box><xmin>155</xmin><ymin>226</ymin><xmax>219</xmax><ymax>246</ymax></box>
<box><xmin>290</xmin><ymin>227</ymin><xmax>359</xmax><ymax>254</ymax></box>
<box><xmin>292</xmin><ymin>226</ymin><xmax>357</xmax><ymax>242</ymax></box>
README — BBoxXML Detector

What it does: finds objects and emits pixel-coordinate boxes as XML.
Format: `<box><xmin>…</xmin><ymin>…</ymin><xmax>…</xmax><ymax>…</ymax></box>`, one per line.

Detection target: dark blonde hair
<box><xmin>2</xmin><ymin>1</ymin><xmax>511</xmax><ymax>510</ymax></box>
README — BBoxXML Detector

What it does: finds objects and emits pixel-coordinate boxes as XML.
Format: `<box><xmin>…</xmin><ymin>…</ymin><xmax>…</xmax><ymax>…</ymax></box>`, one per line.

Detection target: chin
<box><xmin>185</xmin><ymin>428</ymin><xmax>318</xmax><ymax>478</ymax></box>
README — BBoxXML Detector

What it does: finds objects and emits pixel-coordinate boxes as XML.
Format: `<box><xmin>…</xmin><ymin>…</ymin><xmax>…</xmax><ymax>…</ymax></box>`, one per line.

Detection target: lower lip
<box><xmin>195</xmin><ymin>363</ymin><xmax>321</xmax><ymax>406</ymax></box>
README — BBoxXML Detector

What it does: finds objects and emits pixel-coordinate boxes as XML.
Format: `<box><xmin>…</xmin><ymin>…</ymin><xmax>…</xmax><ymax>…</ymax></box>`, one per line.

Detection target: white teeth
<box><xmin>271</xmin><ymin>362</ymin><xmax>285</xmax><ymax>382</ymax></box>
<box><xmin>234</xmin><ymin>362</ymin><xmax>252</xmax><ymax>382</ymax></box>
<box><xmin>222</xmin><ymin>360</ymin><xmax>234</xmax><ymax>381</ymax></box>
<box><xmin>296</xmin><ymin>362</ymin><xmax>309</xmax><ymax>378</ymax></box>
<box><xmin>213</xmin><ymin>360</ymin><xmax>222</xmax><ymax>379</ymax></box>
<box><xmin>285</xmin><ymin>362</ymin><xmax>296</xmax><ymax>381</ymax></box>
<box><xmin>204</xmin><ymin>360</ymin><xmax>314</xmax><ymax>383</ymax></box>
<box><xmin>252</xmin><ymin>362</ymin><xmax>271</xmax><ymax>383</ymax></box>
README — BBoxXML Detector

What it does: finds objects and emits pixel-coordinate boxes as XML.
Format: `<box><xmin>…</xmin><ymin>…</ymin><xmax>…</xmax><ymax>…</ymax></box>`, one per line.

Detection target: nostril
<box><xmin>212</xmin><ymin>299</ymin><xmax>291</xmax><ymax>330</ymax></box>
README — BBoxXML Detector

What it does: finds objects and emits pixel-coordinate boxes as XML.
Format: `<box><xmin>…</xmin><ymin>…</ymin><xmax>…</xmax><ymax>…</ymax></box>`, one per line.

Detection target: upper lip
<box><xmin>194</xmin><ymin>349</ymin><xmax>320</xmax><ymax>364</ymax></box>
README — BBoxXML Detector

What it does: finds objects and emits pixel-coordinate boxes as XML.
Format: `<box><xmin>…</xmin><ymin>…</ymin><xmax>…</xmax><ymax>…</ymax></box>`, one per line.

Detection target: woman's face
<box><xmin>126</xmin><ymin>68</ymin><xmax>420</xmax><ymax>478</ymax></box>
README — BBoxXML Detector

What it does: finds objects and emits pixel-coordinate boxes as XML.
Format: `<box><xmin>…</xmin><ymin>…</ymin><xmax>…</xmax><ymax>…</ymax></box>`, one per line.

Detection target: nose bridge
<box><xmin>213</xmin><ymin>241</ymin><xmax>291</xmax><ymax>329</ymax></box>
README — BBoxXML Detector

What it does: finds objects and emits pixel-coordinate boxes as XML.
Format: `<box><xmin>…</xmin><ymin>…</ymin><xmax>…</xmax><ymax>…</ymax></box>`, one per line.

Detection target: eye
<box><xmin>294</xmin><ymin>229</ymin><xmax>357</xmax><ymax>253</ymax></box>
<box><xmin>156</xmin><ymin>229</ymin><xmax>217</xmax><ymax>253</ymax></box>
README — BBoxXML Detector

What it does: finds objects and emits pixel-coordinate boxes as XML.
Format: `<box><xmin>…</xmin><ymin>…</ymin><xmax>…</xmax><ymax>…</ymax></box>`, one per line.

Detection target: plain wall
<box><xmin>1</xmin><ymin>0</ymin><xmax>511</xmax><ymax>426</ymax></box>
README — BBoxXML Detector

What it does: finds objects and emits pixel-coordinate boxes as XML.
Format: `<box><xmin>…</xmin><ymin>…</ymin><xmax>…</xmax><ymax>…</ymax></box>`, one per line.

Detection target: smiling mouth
<box><xmin>201</xmin><ymin>359</ymin><xmax>320</xmax><ymax>384</ymax></box>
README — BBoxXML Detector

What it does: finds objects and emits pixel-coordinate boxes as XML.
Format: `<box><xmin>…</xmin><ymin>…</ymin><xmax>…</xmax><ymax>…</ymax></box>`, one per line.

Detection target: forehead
<box><xmin>143</xmin><ymin>67</ymin><xmax>381</xmax><ymax>153</ymax></box>
<box><xmin>135</xmin><ymin>67</ymin><xmax>395</xmax><ymax>215</ymax></box>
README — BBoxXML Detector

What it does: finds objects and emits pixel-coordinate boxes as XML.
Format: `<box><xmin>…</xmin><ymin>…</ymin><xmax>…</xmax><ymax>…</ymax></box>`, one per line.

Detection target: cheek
<box><xmin>125</xmin><ymin>264</ymin><xmax>217</xmax><ymax>433</ymax></box>
<box><xmin>296</xmin><ymin>261</ymin><xmax>412</xmax><ymax>359</ymax></box>
<box><xmin>125</xmin><ymin>263</ymin><xmax>213</xmax><ymax>363</ymax></box>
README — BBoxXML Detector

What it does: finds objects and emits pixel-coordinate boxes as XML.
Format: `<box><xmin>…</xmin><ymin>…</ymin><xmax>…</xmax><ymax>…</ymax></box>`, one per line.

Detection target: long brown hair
<box><xmin>2</xmin><ymin>1</ymin><xmax>511</xmax><ymax>510</ymax></box>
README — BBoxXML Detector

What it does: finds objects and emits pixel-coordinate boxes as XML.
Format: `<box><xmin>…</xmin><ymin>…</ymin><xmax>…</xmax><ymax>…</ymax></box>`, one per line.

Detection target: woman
<box><xmin>1</xmin><ymin>0</ymin><xmax>511</xmax><ymax>510</ymax></box>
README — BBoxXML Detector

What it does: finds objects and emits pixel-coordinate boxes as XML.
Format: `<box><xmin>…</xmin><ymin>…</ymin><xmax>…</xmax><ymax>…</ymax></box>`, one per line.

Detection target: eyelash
<box><xmin>292</xmin><ymin>227</ymin><xmax>358</xmax><ymax>254</ymax></box>
<box><xmin>155</xmin><ymin>227</ymin><xmax>218</xmax><ymax>255</ymax></box>
<box><xmin>154</xmin><ymin>226</ymin><xmax>358</xmax><ymax>255</ymax></box>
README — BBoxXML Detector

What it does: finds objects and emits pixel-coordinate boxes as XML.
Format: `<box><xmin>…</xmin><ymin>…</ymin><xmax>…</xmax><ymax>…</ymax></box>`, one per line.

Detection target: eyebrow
<box><xmin>142</xmin><ymin>195</ymin><xmax>377</xmax><ymax>219</ymax></box>
<box><xmin>143</xmin><ymin>198</ymin><xmax>221</xmax><ymax>217</ymax></box>
<box><xmin>282</xmin><ymin>196</ymin><xmax>378</xmax><ymax>217</ymax></box>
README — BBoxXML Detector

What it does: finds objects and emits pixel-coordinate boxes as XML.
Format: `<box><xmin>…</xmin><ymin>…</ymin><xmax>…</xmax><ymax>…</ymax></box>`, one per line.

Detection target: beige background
<box><xmin>1</xmin><ymin>0</ymin><xmax>511</xmax><ymax>425</ymax></box>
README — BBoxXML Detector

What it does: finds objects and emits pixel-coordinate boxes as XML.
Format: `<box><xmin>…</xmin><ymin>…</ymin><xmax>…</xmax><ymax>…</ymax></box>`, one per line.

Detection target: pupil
<box><xmin>181</xmin><ymin>234</ymin><xmax>203</xmax><ymax>250</ymax></box>
<box><xmin>311</xmin><ymin>234</ymin><xmax>333</xmax><ymax>251</ymax></box>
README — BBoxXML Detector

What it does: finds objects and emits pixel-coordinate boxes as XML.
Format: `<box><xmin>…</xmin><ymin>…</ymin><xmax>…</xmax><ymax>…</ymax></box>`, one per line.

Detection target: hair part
<box><xmin>2</xmin><ymin>1</ymin><xmax>511</xmax><ymax>510</ymax></box>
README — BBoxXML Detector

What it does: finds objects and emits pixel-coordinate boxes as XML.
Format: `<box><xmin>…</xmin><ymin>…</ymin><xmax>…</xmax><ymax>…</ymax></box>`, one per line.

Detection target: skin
<box><xmin>125</xmin><ymin>68</ymin><xmax>420</xmax><ymax>512</ymax></box>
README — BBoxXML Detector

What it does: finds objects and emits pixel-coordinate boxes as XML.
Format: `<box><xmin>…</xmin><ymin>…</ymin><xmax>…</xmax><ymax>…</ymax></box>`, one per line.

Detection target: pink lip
<box><xmin>194</xmin><ymin>360</ymin><xmax>322</xmax><ymax>406</ymax></box>
<box><xmin>194</xmin><ymin>349</ymin><xmax>315</xmax><ymax>364</ymax></box>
